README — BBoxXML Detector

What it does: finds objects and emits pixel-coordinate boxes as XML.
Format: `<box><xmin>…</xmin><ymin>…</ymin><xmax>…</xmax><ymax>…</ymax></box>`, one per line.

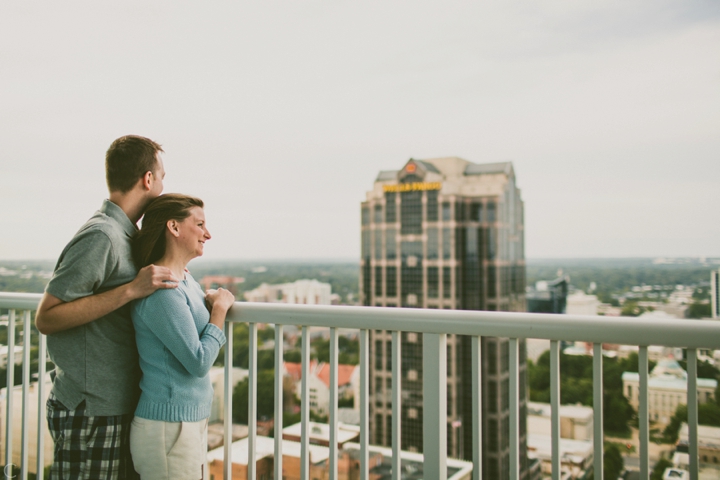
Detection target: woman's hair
<box><xmin>132</xmin><ymin>193</ymin><xmax>204</xmax><ymax>268</ymax></box>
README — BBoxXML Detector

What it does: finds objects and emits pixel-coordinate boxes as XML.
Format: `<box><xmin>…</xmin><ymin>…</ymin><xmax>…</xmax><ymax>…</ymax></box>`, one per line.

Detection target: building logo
<box><xmin>405</xmin><ymin>163</ymin><xmax>417</xmax><ymax>173</ymax></box>
<box><xmin>383</xmin><ymin>182</ymin><xmax>441</xmax><ymax>193</ymax></box>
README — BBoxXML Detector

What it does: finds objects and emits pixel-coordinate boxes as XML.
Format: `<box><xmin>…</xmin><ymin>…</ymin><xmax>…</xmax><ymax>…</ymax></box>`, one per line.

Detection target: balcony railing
<box><xmin>2</xmin><ymin>291</ymin><xmax>720</xmax><ymax>480</ymax></box>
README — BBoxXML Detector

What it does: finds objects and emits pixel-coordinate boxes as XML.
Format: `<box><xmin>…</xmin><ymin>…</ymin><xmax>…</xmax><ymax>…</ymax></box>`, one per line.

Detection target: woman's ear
<box><xmin>167</xmin><ymin>220</ymin><xmax>180</xmax><ymax>237</ymax></box>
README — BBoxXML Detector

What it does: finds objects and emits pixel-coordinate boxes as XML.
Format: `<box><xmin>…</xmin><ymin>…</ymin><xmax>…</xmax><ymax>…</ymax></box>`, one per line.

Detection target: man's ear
<box><xmin>167</xmin><ymin>219</ymin><xmax>180</xmax><ymax>237</ymax></box>
<box><xmin>141</xmin><ymin>171</ymin><xmax>153</xmax><ymax>191</ymax></box>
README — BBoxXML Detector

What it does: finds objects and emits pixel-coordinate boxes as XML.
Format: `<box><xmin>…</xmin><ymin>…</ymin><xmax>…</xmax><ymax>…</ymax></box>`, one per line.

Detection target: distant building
<box><xmin>526</xmin><ymin>401</ymin><xmax>594</xmax><ymax>480</ymax></box>
<box><xmin>283</xmin><ymin>361</ymin><xmax>359</xmax><ymax>416</ymax></box>
<box><xmin>677</xmin><ymin>423</ymin><xmax>720</xmax><ymax>465</ymax></box>
<box><xmin>200</xmin><ymin>275</ymin><xmax>245</xmax><ymax>295</ymax></box>
<box><xmin>361</xmin><ymin>157</ymin><xmax>528</xmax><ymax>478</ymax></box>
<box><xmin>526</xmin><ymin>276</ymin><xmax>569</xmax><ymax>314</ymax></box>
<box><xmin>244</xmin><ymin>279</ymin><xmax>336</xmax><ymax>305</ymax></box>
<box><xmin>207</xmin><ymin>423</ymin><xmax>474</xmax><ymax>480</ymax></box>
<box><xmin>623</xmin><ymin>359</ymin><xmax>717</xmax><ymax>423</ymax></box>
<box><xmin>712</xmin><ymin>269</ymin><xmax>719</xmax><ymax>319</ymax></box>
<box><xmin>566</xmin><ymin>291</ymin><xmax>600</xmax><ymax>316</ymax></box>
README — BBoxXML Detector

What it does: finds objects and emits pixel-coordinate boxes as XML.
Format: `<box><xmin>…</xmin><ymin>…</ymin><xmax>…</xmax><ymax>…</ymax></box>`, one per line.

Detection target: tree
<box><xmin>604</xmin><ymin>443</ymin><xmax>624</xmax><ymax>480</ymax></box>
<box><xmin>663</xmin><ymin>404</ymin><xmax>687</xmax><ymax>443</ymax></box>
<box><xmin>232</xmin><ymin>370</ymin><xmax>276</xmax><ymax>424</ymax></box>
<box><xmin>650</xmin><ymin>458</ymin><xmax>672</xmax><ymax>480</ymax></box>
<box><xmin>687</xmin><ymin>302</ymin><xmax>711</xmax><ymax>319</ymax></box>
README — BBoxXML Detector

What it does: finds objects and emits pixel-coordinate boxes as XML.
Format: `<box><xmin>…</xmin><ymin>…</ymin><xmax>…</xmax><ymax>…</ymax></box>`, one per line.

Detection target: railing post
<box><xmin>329</xmin><ymin>327</ymin><xmax>339</xmax><ymax>480</ymax></box>
<box><xmin>20</xmin><ymin>311</ymin><xmax>31</xmax><ymax>480</ymax></box>
<box><xmin>423</xmin><ymin>332</ymin><xmax>447</xmax><ymax>480</ymax></box>
<box><xmin>509</xmin><ymin>338</ymin><xmax>520</xmax><ymax>480</ymax></box>
<box><xmin>471</xmin><ymin>336</ymin><xmax>482</xmax><ymax>480</ymax></box>
<box><xmin>687</xmin><ymin>348</ymin><xmax>699</xmax><ymax>480</ymax></box>
<box><xmin>223</xmin><ymin>321</ymin><xmax>234</xmax><ymax>480</ymax></box>
<box><xmin>247</xmin><ymin>323</ymin><xmax>258</xmax><ymax>480</ymax></box>
<box><xmin>274</xmin><ymin>324</ymin><xmax>284</xmax><ymax>480</ymax></box>
<box><xmin>392</xmin><ymin>331</ymin><xmax>402</xmax><ymax>480</ymax></box>
<box><xmin>36</xmin><ymin>333</ymin><xmax>47</xmax><ymax>480</ymax></box>
<box><xmin>593</xmin><ymin>343</ymin><xmax>603</xmax><ymax>480</ymax></box>
<box><xmin>550</xmin><ymin>340</ymin><xmax>560</xmax><ymax>480</ymax></box>
<box><xmin>638</xmin><ymin>346</ymin><xmax>649</xmax><ymax>479</ymax></box>
<box><xmin>300</xmin><ymin>326</ymin><xmax>310</xmax><ymax>480</ymax></box>
<box><xmin>359</xmin><ymin>329</ymin><xmax>369</xmax><ymax>480</ymax></box>
<box><xmin>5</xmin><ymin>309</ymin><xmax>16</xmax><ymax>472</ymax></box>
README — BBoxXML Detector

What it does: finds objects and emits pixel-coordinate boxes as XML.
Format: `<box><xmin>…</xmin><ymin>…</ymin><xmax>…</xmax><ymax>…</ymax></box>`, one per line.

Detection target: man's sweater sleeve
<box><xmin>135</xmin><ymin>288</ymin><xmax>226</xmax><ymax>378</ymax></box>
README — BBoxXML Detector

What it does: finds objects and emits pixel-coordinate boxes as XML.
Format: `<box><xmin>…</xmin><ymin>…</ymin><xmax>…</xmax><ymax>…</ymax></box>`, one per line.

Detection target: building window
<box><xmin>361</xmin><ymin>231</ymin><xmax>370</xmax><ymax>260</ymax></box>
<box><xmin>386</xmin><ymin>267</ymin><xmax>397</xmax><ymax>297</ymax></box>
<box><xmin>443</xmin><ymin>266</ymin><xmax>452</xmax><ymax>299</ymax></box>
<box><xmin>385</xmin><ymin>192</ymin><xmax>396</xmax><ymax>222</ymax></box>
<box><xmin>400</xmin><ymin>191</ymin><xmax>423</xmax><ymax>234</ymax></box>
<box><xmin>427</xmin><ymin>190</ymin><xmax>439</xmax><ymax>221</ymax></box>
<box><xmin>442</xmin><ymin>228</ymin><xmax>451</xmax><ymax>260</ymax></box>
<box><xmin>362</xmin><ymin>206</ymin><xmax>370</xmax><ymax>225</ymax></box>
<box><xmin>427</xmin><ymin>228</ymin><xmax>439</xmax><ymax>260</ymax></box>
<box><xmin>442</xmin><ymin>201</ymin><xmax>452</xmax><ymax>221</ymax></box>
<box><xmin>488</xmin><ymin>380</ymin><xmax>497</xmax><ymax>413</ymax></box>
<box><xmin>487</xmin><ymin>201</ymin><xmax>496</xmax><ymax>222</ymax></box>
<box><xmin>386</xmin><ymin>341</ymin><xmax>392</xmax><ymax>370</ymax></box>
<box><xmin>375</xmin><ymin>341</ymin><xmax>383</xmax><ymax>370</ymax></box>
<box><xmin>375</xmin><ymin>266</ymin><xmax>383</xmax><ymax>296</ymax></box>
<box><xmin>471</xmin><ymin>202</ymin><xmax>483</xmax><ymax>222</ymax></box>
<box><xmin>374</xmin><ymin>204</ymin><xmax>383</xmax><ymax>224</ymax></box>
<box><xmin>375</xmin><ymin>414</ymin><xmax>384</xmax><ymax>444</ymax></box>
<box><xmin>386</xmin><ymin>228</ymin><xmax>397</xmax><ymax>260</ymax></box>
<box><xmin>428</xmin><ymin>267</ymin><xmax>439</xmax><ymax>298</ymax></box>
<box><xmin>487</xmin><ymin>340</ymin><xmax>497</xmax><ymax>375</ymax></box>
<box><xmin>374</xmin><ymin>230</ymin><xmax>383</xmax><ymax>260</ymax></box>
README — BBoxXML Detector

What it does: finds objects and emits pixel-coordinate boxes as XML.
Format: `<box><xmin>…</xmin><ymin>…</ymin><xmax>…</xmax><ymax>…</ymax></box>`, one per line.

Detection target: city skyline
<box><xmin>1</xmin><ymin>2</ymin><xmax>719</xmax><ymax>261</ymax></box>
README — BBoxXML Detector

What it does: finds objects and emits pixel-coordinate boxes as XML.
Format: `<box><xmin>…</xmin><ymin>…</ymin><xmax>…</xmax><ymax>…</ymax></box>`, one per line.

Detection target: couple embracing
<box><xmin>35</xmin><ymin>135</ymin><xmax>231</xmax><ymax>479</ymax></box>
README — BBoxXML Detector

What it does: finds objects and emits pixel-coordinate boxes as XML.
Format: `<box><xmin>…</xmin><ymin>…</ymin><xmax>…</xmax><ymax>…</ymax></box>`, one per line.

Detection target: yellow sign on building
<box><xmin>382</xmin><ymin>182</ymin><xmax>441</xmax><ymax>193</ymax></box>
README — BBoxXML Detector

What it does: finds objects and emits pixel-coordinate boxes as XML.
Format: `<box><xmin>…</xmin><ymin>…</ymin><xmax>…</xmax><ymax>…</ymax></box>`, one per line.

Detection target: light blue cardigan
<box><xmin>131</xmin><ymin>273</ymin><xmax>226</xmax><ymax>422</ymax></box>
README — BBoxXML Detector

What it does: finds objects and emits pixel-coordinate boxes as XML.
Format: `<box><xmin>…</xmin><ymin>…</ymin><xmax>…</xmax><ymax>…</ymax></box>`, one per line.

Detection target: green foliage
<box><xmin>621</xmin><ymin>301</ymin><xmax>650</xmax><ymax>317</ymax></box>
<box><xmin>603</xmin><ymin>443</ymin><xmax>624</xmax><ymax>480</ymax></box>
<box><xmin>232</xmin><ymin>370</ymin><xmax>276</xmax><ymax>424</ymax></box>
<box><xmin>650</xmin><ymin>458</ymin><xmax>673</xmax><ymax>480</ymax></box>
<box><xmin>232</xmin><ymin>324</ymin><xmax>277</xmax><ymax>369</ymax></box>
<box><xmin>528</xmin><ymin>351</ymin><xmax>641</xmax><ymax>435</ymax></box>
<box><xmin>687</xmin><ymin>302</ymin><xmax>711</xmax><ymax>319</ymax></box>
<box><xmin>661</xmin><ymin>403</ymin><xmax>720</xmax><ymax>443</ymax></box>
<box><xmin>311</xmin><ymin>335</ymin><xmax>360</xmax><ymax>365</ymax></box>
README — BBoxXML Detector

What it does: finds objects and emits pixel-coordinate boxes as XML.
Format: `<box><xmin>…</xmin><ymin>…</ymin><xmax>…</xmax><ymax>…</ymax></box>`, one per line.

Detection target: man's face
<box><xmin>149</xmin><ymin>153</ymin><xmax>165</xmax><ymax>198</ymax></box>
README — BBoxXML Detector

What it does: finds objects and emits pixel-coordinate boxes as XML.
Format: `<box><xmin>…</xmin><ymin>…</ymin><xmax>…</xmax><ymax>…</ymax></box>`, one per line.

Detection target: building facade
<box><xmin>360</xmin><ymin>157</ymin><xmax>528</xmax><ymax>479</ymax></box>
<box><xmin>712</xmin><ymin>269</ymin><xmax>719</xmax><ymax>319</ymax></box>
<box><xmin>623</xmin><ymin>359</ymin><xmax>718</xmax><ymax>424</ymax></box>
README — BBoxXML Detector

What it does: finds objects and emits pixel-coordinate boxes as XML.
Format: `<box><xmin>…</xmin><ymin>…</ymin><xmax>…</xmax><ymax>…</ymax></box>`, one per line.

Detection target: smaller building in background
<box><xmin>566</xmin><ymin>291</ymin><xmax>601</xmax><ymax>316</ymax></box>
<box><xmin>244</xmin><ymin>279</ymin><xmax>339</xmax><ymax>305</ymax></box>
<box><xmin>526</xmin><ymin>401</ymin><xmax>594</xmax><ymax>480</ymax></box>
<box><xmin>677</xmin><ymin>423</ymin><xmax>720</xmax><ymax>466</ymax></box>
<box><xmin>526</xmin><ymin>276</ymin><xmax>569</xmax><ymax>314</ymax></box>
<box><xmin>282</xmin><ymin>361</ymin><xmax>359</xmax><ymax>417</ymax></box>
<box><xmin>623</xmin><ymin>359</ymin><xmax>717</xmax><ymax>424</ymax></box>
<box><xmin>200</xmin><ymin>275</ymin><xmax>245</xmax><ymax>295</ymax></box>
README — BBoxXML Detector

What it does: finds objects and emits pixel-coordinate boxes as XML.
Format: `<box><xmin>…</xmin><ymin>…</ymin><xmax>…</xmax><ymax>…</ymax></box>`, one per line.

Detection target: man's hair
<box><xmin>132</xmin><ymin>194</ymin><xmax>204</xmax><ymax>268</ymax></box>
<box><xmin>105</xmin><ymin>135</ymin><xmax>164</xmax><ymax>193</ymax></box>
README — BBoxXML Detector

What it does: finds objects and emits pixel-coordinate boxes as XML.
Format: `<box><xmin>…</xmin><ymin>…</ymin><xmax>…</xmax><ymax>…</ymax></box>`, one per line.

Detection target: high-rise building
<box><xmin>360</xmin><ymin>157</ymin><xmax>529</xmax><ymax>479</ymax></box>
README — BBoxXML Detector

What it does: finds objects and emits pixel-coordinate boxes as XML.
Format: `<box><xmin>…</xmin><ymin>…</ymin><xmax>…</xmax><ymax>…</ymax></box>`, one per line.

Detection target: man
<box><xmin>36</xmin><ymin>135</ymin><xmax>179</xmax><ymax>479</ymax></box>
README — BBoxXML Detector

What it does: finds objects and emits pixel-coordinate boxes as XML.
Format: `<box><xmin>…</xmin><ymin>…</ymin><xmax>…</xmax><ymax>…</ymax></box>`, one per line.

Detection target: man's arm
<box><xmin>35</xmin><ymin>265</ymin><xmax>178</xmax><ymax>335</ymax></box>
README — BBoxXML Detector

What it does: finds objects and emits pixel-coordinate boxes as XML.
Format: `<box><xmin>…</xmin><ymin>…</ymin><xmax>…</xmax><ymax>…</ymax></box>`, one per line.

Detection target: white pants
<box><xmin>130</xmin><ymin>417</ymin><xmax>209</xmax><ymax>480</ymax></box>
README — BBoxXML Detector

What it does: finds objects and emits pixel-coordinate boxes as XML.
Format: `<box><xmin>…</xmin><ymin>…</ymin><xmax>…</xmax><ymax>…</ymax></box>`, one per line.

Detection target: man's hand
<box><xmin>126</xmin><ymin>265</ymin><xmax>179</xmax><ymax>300</ymax></box>
<box><xmin>36</xmin><ymin>265</ymin><xmax>179</xmax><ymax>335</ymax></box>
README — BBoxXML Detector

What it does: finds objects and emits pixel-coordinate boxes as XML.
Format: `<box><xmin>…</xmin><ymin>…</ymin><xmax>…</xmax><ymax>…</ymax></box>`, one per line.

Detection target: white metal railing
<box><xmin>2</xmin><ymin>292</ymin><xmax>720</xmax><ymax>480</ymax></box>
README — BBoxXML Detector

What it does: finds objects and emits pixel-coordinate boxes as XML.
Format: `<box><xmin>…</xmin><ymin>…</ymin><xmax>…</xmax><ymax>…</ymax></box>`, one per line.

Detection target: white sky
<box><xmin>1</xmin><ymin>1</ymin><xmax>719</xmax><ymax>261</ymax></box>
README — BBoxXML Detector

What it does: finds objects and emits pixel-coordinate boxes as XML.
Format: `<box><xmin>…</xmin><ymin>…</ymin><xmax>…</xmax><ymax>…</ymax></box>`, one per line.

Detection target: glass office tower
<box><xmin>360</xmin><ymin>157</ymin><xmax>528</xmax><ymax>479</ymax></box>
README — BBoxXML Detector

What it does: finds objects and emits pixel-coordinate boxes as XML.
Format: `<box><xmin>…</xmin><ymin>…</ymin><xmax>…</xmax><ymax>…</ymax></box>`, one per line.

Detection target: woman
<box><xmin>129</xmin><ymin>193</ymin><xmax>234</xmax><ymax>479</ymax></box>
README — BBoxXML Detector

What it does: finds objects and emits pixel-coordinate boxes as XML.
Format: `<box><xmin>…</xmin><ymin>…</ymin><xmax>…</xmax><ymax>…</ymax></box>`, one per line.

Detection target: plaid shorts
<box><xmin>46</xmin><ymin>392</ymin><xmax>140</xmax><ymax>480</ymax></box>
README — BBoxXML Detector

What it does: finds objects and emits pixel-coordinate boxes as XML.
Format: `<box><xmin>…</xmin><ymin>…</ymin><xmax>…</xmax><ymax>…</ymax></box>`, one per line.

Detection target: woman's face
<box><xmin>174</xmin><ymin>206</ymin><xmax>211</xmax><ymax>258</ymax></box>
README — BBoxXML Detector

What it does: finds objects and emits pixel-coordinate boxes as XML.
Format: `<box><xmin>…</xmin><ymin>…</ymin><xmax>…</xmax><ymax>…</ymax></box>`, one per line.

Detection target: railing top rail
<box><xmin>227</xmin><ymin>302</ymin><xmax>720</xmax><ymax>349</ymax></box>
<box><xmin>0</xmin><ymin>292</ymin><xmax>42</xmax><ymax>311</ymax></box>
<box><xmin>2</xmin><ymin>292</ymin><xmax>719</xmax><ymax>349</ymax></box>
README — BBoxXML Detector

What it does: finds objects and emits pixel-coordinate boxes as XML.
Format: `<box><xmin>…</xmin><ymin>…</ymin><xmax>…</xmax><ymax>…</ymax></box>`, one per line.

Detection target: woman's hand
<box><xmin>205</xmin><ymin>288</ymin><xmax>235</xmax><ymax>313</ymax></box>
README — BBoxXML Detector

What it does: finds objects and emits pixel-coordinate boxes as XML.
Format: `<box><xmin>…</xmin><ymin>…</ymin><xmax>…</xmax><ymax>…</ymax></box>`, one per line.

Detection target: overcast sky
<box><xmin>1</xmin><ymin>1</ymin><xmax>719</xmax><ymax>261</ymax></box>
